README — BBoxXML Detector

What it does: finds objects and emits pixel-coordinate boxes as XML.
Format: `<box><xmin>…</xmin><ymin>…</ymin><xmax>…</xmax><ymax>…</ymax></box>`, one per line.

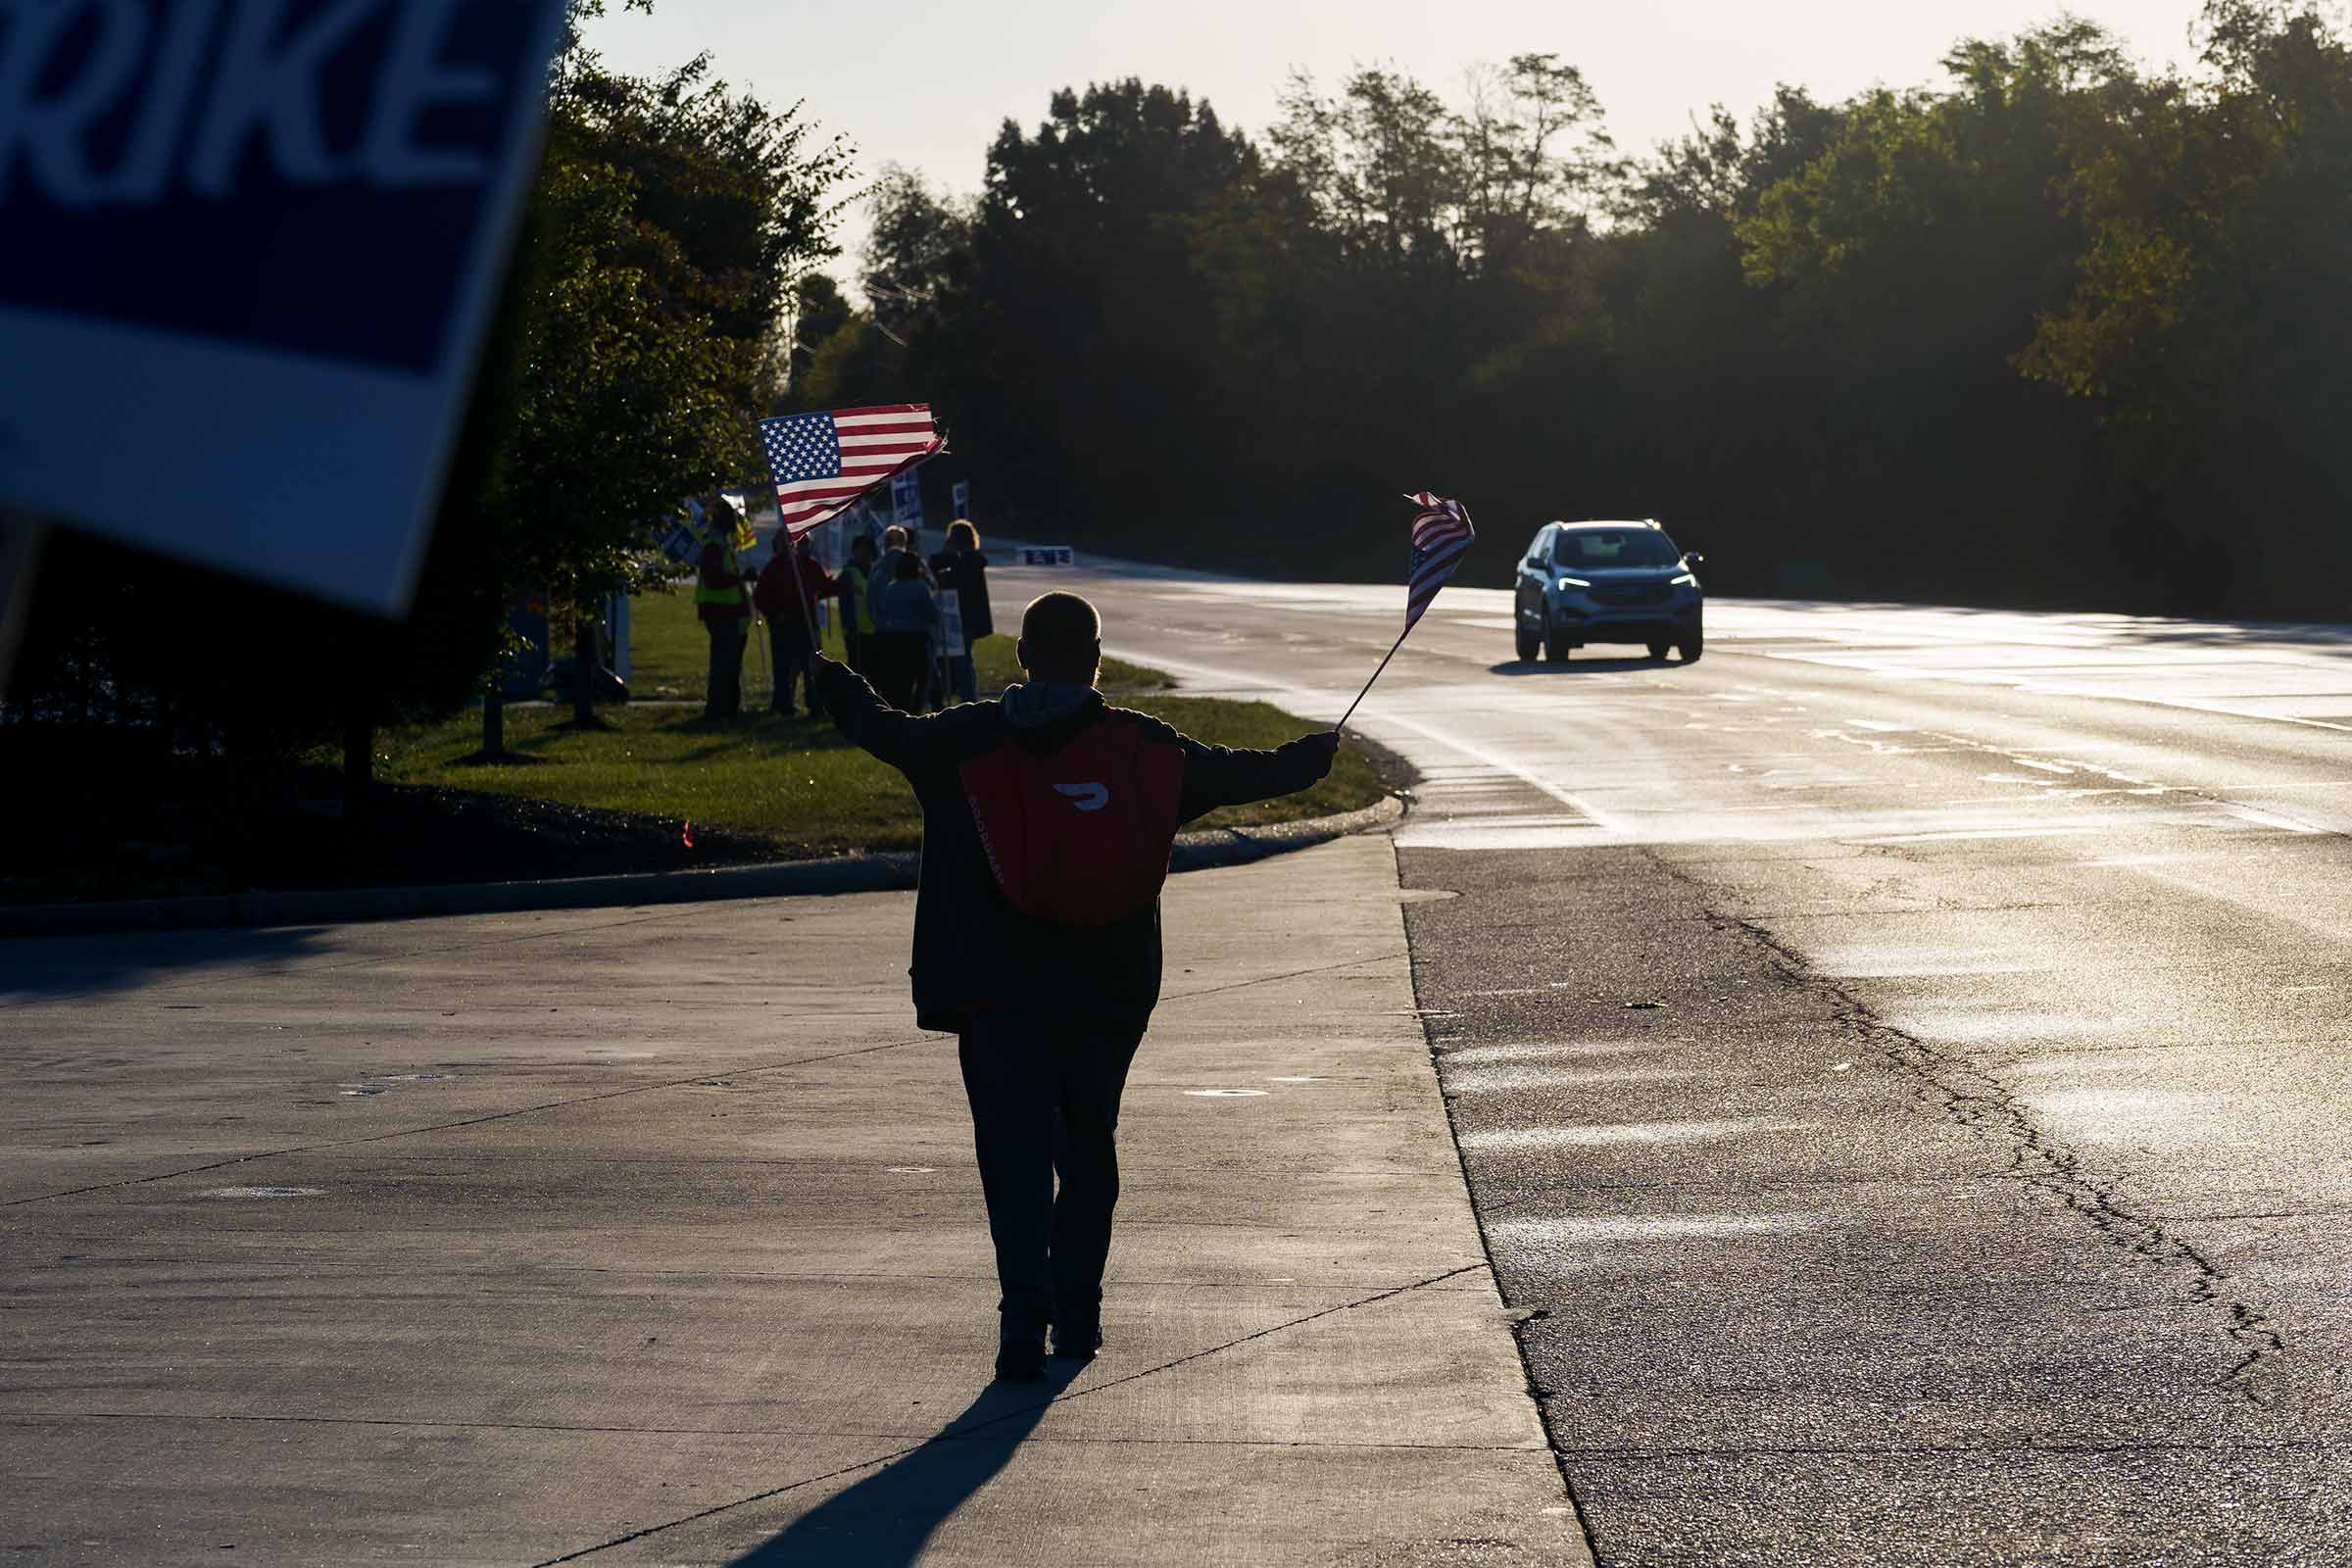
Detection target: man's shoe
<box><xmin>994</xmin><ymin>1332</ymin><xmax>1048</xmax><ymax>1383</ymax></box>
<box><xmin>1049</xmin><ymin>1316</ymin><xmax>1102</xmax><ymax>1361</ymax></box>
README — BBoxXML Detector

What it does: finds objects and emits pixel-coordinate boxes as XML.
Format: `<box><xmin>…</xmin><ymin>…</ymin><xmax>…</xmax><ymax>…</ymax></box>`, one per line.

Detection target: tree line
<box><xmin>8</xmin><ymin>1</ymin><xmax>2343</xmax><ymax>802</ymax></box>
<box><xmin>798</xmin><ymin>0</ymin><xmax>2350</xmax><ymax>619</ymax></box>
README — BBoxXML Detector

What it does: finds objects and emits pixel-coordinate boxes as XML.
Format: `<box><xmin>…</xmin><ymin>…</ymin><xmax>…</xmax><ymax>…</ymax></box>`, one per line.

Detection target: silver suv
<box><xmin>1513</xmin><ymin>520</ymin><xmax>1704</xmax><ymax>663</ymax></box>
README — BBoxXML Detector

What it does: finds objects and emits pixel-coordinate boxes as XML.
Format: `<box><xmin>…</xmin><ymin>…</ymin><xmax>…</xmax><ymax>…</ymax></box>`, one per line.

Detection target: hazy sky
<box><xmin>585</xmin><ymin>1</ymin><xmax>2215</xmax><ymax>279</ymax></box>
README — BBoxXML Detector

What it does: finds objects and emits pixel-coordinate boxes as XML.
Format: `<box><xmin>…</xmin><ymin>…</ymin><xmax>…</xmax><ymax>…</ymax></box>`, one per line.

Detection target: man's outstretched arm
<box><xmin>812</xmin><ymin>652</ymin><xmax>932</xmax><ymax>773</ymax></box>
<box><xmin>1165</xmin><ymin>725</ymin><xmax>1342</xmax><ymax>823</ymax></box>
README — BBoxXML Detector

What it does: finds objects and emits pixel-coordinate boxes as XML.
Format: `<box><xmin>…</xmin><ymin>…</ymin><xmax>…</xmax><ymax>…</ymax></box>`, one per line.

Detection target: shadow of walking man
<box><xmin>728</xmin><ymin>1363</ymin><xmax>1086</xmax><ymax>1566</ymax></box>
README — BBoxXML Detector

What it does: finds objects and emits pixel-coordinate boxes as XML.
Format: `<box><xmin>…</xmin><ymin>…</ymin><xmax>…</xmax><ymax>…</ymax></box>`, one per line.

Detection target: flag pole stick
<box><xmin>1334</xmin><ymin>626</ymin><xmax>1410</xmax><ymax>732</ymax></box>
<box><xmin>789</xmin><ymin>533</ymin><xmax>823</xmax><ymax>658</ymax></box>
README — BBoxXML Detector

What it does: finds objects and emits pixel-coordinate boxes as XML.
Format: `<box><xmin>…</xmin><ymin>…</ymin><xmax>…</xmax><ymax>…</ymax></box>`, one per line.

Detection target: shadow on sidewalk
<box><xmin>0</xmin><ymin>924</ymin><xmax>341</xmax><ymax>998</ymax></box>
<box><xmin>728</xmin><ymin>1364</ymin><xmax>1085</xmax><ymax>1566</ymax></box>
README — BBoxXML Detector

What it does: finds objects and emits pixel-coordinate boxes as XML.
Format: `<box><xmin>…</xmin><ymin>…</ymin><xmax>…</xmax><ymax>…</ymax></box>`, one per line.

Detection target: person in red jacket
<box><xmin>812</xmin><ymin>592</ymin><xmax>1340</xmax><ymax>1382</ymax></box>
<box><xmin>752</xmin><ymin>534</ymin><xmax>841</xmax><ymax>717</ymax></box>
<box><xmin>695</xmin><ymin>502</ymin><xmax>754</xmax><ymax>720</ymax></box>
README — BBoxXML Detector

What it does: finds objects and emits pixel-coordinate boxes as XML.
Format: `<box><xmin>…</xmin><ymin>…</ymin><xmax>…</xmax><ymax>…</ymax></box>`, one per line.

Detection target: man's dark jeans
<box><xmin>703</xmin><ymin>617</ymin><xmax>746</xmax><ymax>718</ymax></box>
<box><xmin>957</xmin><ymin>1009</ymin><xmax>1145</xmax><ymax>1337</ymax></box>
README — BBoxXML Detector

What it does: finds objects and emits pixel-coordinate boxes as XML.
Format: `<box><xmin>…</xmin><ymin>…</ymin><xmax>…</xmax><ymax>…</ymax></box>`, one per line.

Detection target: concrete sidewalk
<box><xmin>0</xmin><ymin>835</ymin><xmax>1584</xmax><ymax>1566</ymax></box>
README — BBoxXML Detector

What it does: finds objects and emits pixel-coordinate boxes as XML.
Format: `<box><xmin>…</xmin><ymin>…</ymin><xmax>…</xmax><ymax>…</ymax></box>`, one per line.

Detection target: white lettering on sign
<box><xmin>0</xmin><ymin>0</ymin><xmax>503</xmax><ymax>207</ymax></box>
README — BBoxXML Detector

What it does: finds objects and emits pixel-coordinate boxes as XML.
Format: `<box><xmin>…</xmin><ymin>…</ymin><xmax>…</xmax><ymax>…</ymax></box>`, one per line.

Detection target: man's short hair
<box><xmin>882</xmin><ymin>525</ymin><xmax>908</xmax><ymax>548</ymax></box>
<box><xmin>1021</xmin><ymin>592</ymin><xmax>1101</xmax><ymax>673</ymax></box>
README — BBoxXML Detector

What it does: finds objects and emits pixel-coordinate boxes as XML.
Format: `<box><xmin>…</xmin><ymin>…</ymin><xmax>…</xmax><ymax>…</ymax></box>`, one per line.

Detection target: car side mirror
<box><xmin>1683</xmin><ymin>552</ymin><xmax>1705</xmax><ymax>568</ymax></box>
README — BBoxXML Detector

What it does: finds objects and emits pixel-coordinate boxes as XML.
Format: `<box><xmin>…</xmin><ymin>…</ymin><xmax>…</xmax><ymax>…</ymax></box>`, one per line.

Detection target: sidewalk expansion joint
<box><xmin>530</xmin><ymin>1261</ymin><xmax>1488</xmax><ymax>1566</ymax></box>
<box><xmin>1684</xmin><ymin>880</ymin><xmax>2288</xmax><ymax>1409</ymax></box>
<box><xmin>0</xmin><ymin>1035</ymin><xmax>935</xmax><ymax>1210</ymax></box>
<box><xmin>1158</xmin><ymin>948</ymin><xmax>1408</xmax><ymax>1005</ymax></box>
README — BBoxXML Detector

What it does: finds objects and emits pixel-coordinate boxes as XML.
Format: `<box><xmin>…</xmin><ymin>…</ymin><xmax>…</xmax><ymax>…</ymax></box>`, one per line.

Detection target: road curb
<box><xmin>0</xmin><ymin>795</ymin><xmax>1404</xmax><ymax>940</ymax></box>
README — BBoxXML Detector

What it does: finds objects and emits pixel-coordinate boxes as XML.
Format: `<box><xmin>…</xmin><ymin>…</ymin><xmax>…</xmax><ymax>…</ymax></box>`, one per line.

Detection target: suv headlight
<box><xmin>1555</xmin><ymin>575</ymin><xmax>1590</xmax><ymax>592</ymax></box>
<box><xmin>1670</xmin><ymin>573</ymin><xmax>1696</xmax><ymax>587</ymax></box>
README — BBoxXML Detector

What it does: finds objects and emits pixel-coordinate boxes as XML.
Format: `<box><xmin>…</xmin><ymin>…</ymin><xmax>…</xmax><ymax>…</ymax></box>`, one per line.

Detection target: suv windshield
<box><xmin>1554</xmin><ymin>529</ymin><xmax>1682</xmax><ymax>569</ymax></box>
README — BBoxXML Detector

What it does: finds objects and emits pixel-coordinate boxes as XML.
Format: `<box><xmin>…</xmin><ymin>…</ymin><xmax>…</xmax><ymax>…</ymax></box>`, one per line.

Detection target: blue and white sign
<box><xmin>1017</xmin><ymin>546</ymin><xmax>1075</xmax><ymax>567</ymax></box>
<box><xmin>0</xmin><ymin>0</ymin><xmax>570</xmax><ymax>613</ymax></box>
<box><xmin>657</xmin><ymin>508</ymin><xmax>704</xmax><ymax>567</ymax></box>
<box><xmin>950</xmin><ymin>480</ymin><xmax>970</xmax><ymax>520</ymax></box>
<box><xmin>890</xmin><ymin>467</ymin><xmax>921</xmax><ymax>528</ymax></box>
<box><xmin>938</xmin><ymin>589</ymin><xmax>965</xmax><ymax>661</ymax></box>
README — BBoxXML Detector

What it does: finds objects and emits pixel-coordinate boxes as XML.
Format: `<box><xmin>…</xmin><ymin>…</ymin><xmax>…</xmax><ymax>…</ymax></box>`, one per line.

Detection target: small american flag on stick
<box><xmin>1335</xmin><ymin>490</ymin><xmax>1476</xmax><ymax>731</ymax></box>
<box><xmin>759</xmin><ymin>404</ymin><xmax>945</xmax><ymax>537</ymax></box>
<box><xmin>1403</xmin><ymin>491</ymin><xmax>1475</xmax><ymax>632</ymax></box>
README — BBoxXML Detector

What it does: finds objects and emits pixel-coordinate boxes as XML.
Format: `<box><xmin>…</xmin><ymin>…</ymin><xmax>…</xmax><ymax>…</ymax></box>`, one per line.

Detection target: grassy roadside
<box><xmin>371</xmin><ymin>682</ymin><xmax>1383</xmax><ymax>858</ymax></box>
<box><xmin>0</xmin><ymin>611</ymin><xmax>1373</xmax><ymax>906</ymax></box>
<box><xmin>1</xmin><ymin>612</ymin><xmax>1380</xmax><ymax>906</ymax></box>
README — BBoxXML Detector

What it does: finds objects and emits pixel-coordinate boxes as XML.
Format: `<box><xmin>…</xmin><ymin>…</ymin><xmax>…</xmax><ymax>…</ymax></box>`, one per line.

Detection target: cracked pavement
<box><xmin>1064</xmin><ymin>568</ymin><xmax>2352</xmax><ymax>1565</ymax></box>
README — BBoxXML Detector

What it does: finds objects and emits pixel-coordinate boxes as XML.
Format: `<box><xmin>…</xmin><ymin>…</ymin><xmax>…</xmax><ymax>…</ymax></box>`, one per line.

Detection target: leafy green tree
<box><xmin>782</xmin><ymin>272</ymin><xmax>855</xmax><ymax>404</ymax></box>
<box><xmin>2020</xmin><ymin>1</ymin><xmax>2352</xmax><ymax>611</ymax></box>
<box><xmin>925</xmin><ymin>81</ymin><xmax>1254</xmax><ymax>537</ymax></box>
<box><xmin>863</xmin><ymin>166</ymin><xmax>975</xmax><ymax>342</ymax></box>
<box><xmin>479</xmin><ymin>13</ymin><xmax>849</xmax><ymax>737</ymax></box>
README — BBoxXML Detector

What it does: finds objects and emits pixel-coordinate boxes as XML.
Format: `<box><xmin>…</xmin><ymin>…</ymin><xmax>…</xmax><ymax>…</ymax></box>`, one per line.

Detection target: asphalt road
<box><xmin>1007</xmin><ymin>559</ymin><xmax>2352</xmax><ymax>1567</ymax></box>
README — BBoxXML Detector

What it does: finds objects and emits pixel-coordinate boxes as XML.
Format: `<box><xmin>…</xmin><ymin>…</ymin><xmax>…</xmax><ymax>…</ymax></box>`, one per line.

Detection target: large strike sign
<box><xmin>0</xmin><ymin>0</ymin><xmax>568</xmax><ymax>612</ymax></box>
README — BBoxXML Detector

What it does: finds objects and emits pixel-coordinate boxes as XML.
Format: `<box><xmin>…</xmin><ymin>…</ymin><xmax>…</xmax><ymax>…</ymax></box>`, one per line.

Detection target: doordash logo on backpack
<box><xmin>1054</xmin><ymin>783</ymin><xmax>1110</xmax><ymax>812</ymax></box>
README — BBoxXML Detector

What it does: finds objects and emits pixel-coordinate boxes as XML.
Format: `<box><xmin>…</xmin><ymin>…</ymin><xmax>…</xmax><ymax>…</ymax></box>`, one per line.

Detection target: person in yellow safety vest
<box><xmin>696</xmin><ymin>500</ymin><xmax>754</xmax><ymax>719</ymax></box>
<box><xmin>838</xmin><ymin>533</ymin><xmax>879</xmax><ymax>674</ymax></box>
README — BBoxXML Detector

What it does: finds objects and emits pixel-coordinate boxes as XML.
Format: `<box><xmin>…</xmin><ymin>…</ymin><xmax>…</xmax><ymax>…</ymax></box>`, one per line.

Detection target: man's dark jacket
<box><xmin>818</xmin><ymin>662</ymin><xmax>1333</xmax><ymax>1033</ymax></box>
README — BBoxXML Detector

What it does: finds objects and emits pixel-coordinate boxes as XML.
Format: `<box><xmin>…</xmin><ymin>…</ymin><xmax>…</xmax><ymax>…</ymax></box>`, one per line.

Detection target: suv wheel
<box><xmin>1645</xmin><ymin>640</ymin><xmax>1670</xmax><ymax>661</ymax></box>
<box><xmin>1678</xmin><ymin>629</ymin><xmax>1703</xmax><ymax>663</ymax></box>
<box><xmin>1544</xmin><ymin>617</ymin><xmax>1570</xmax><ymax>662</ymax></box>
<box><xmin>1515</xmin><ymin>616</ymin><xmax>1540</xmax><ymax>662</ymax></box>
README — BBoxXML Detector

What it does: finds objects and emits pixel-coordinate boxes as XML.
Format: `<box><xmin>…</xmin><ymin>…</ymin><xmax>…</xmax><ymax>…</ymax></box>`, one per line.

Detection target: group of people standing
<box><xmin>696</xmin><ymin>507</ymin><xmax>993</xmax><ymax>720</ymax></box>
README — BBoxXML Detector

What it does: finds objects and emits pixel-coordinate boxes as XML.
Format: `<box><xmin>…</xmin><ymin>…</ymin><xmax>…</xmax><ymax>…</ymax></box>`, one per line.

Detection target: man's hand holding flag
<box><xmin>1336</xmin><ymin>492</ymin><xmax>1475</xmax><ymax>731</ymax></box>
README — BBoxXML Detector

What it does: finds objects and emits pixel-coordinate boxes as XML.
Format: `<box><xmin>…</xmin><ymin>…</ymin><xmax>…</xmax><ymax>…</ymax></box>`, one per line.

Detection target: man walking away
<box><xmin>813</xmin><ymin>592</ymin><xmax>1339</xmax><ymax>1381</ymax></box>
<box><xmin>929</xmin><ymin>520</ymin><xmax>994</xmax><ymax>703</ymax></box>
<box><xmin>696</xmin><ymin>501</ymin><xmax>753</xmax><ymax>719</ymax></box>
<box><xmin>753</xmin><ymin>534</ymin><xmax>840</xmax><ymax>716</ymax></box>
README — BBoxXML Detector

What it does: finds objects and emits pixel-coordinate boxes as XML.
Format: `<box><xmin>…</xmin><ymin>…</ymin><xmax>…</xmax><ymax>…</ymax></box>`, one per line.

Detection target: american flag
<box><xmin>1403</xmin><ymin>491</ymin><xmax>1475</xmax><ymax>632</ymax></box>
<box><xmin>759</xmin><ymin>405</ymin><xmax>944</xmax><ymax>537</ymax></box>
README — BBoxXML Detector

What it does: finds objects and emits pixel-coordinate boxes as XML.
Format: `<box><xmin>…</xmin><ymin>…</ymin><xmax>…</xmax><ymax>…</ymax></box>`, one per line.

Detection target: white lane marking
<box><xmin>1458</xmin><ymin>1119</ymin><xmax>1806</xmax><ymax>1150</ymax></box>
<box><xmin>2223</xmin><ymin>805</ymin><xmax>2328</xmax><ymax>835</ymax></box>
<box><xmin>1858</xmin><ymin>827</ymin><xmax>2107</xmax><ymax>844</ymax></box>
<box><xmin>1444</xmin><ymin>1042</ymin><xmax>1678</xmax><ymax>1063</ymax></box>
<box><xmin>1395</xmin><ymin>821</ymin><xmax>1610</xmax><ymax>850</ymax></box>
<box><xmin>1490</xmin><ymin>1215</ymin><xmax>1823</xmax><ymax>1245</ymax></box>
<box><xmin>1118</xmin><ymin>648</ymin><xmax>1630</xmax><ymax>836</ymax></box>
<box><xmin>1759</xmin><ymin>651</ymin><xmax>2352</xmax><ymax>736</ymax></box>
<box><xmin>1446</xmin><ymin>1065</ymin><xmax>1709</xmax><ymax>1093</ymax></box>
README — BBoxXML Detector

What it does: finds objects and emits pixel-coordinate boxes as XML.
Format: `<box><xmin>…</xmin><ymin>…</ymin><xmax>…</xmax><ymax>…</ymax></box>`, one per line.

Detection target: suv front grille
<box><xmin>1590</xmin><ymin>581</ymin><xmax>1671</xmax><ymax>606</ymax></box>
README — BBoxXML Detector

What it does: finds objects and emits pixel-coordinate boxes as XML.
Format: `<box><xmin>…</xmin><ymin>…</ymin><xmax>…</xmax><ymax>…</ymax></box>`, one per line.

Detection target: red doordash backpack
<box><xmin>959</xmin><ymin>716</ymin><xmax>1187</xmax><ymax>925</ymax></box>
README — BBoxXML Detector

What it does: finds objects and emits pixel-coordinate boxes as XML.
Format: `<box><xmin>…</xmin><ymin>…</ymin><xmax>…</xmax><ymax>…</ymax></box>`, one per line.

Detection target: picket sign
<box><xmin>939</xmin><ymin>593</ymin><xmax>967</xmax><ymax>660</ymax></box>
<box><xmin>1017</xmin><ymin>546</ymin><xmax>1076</xmax><ymax>566</ymax></box>
<box><xmin>0</xmin><ymin>0</ymin><xmax>570</xmax><ymax>614</ymax></box>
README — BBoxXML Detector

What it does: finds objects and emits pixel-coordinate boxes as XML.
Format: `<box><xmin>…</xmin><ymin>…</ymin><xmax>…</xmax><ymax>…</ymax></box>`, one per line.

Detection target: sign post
<box><xmin>0</xmin><ymin>0</ymin><xmax>571</xmax><ymax>648</ymax></box>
